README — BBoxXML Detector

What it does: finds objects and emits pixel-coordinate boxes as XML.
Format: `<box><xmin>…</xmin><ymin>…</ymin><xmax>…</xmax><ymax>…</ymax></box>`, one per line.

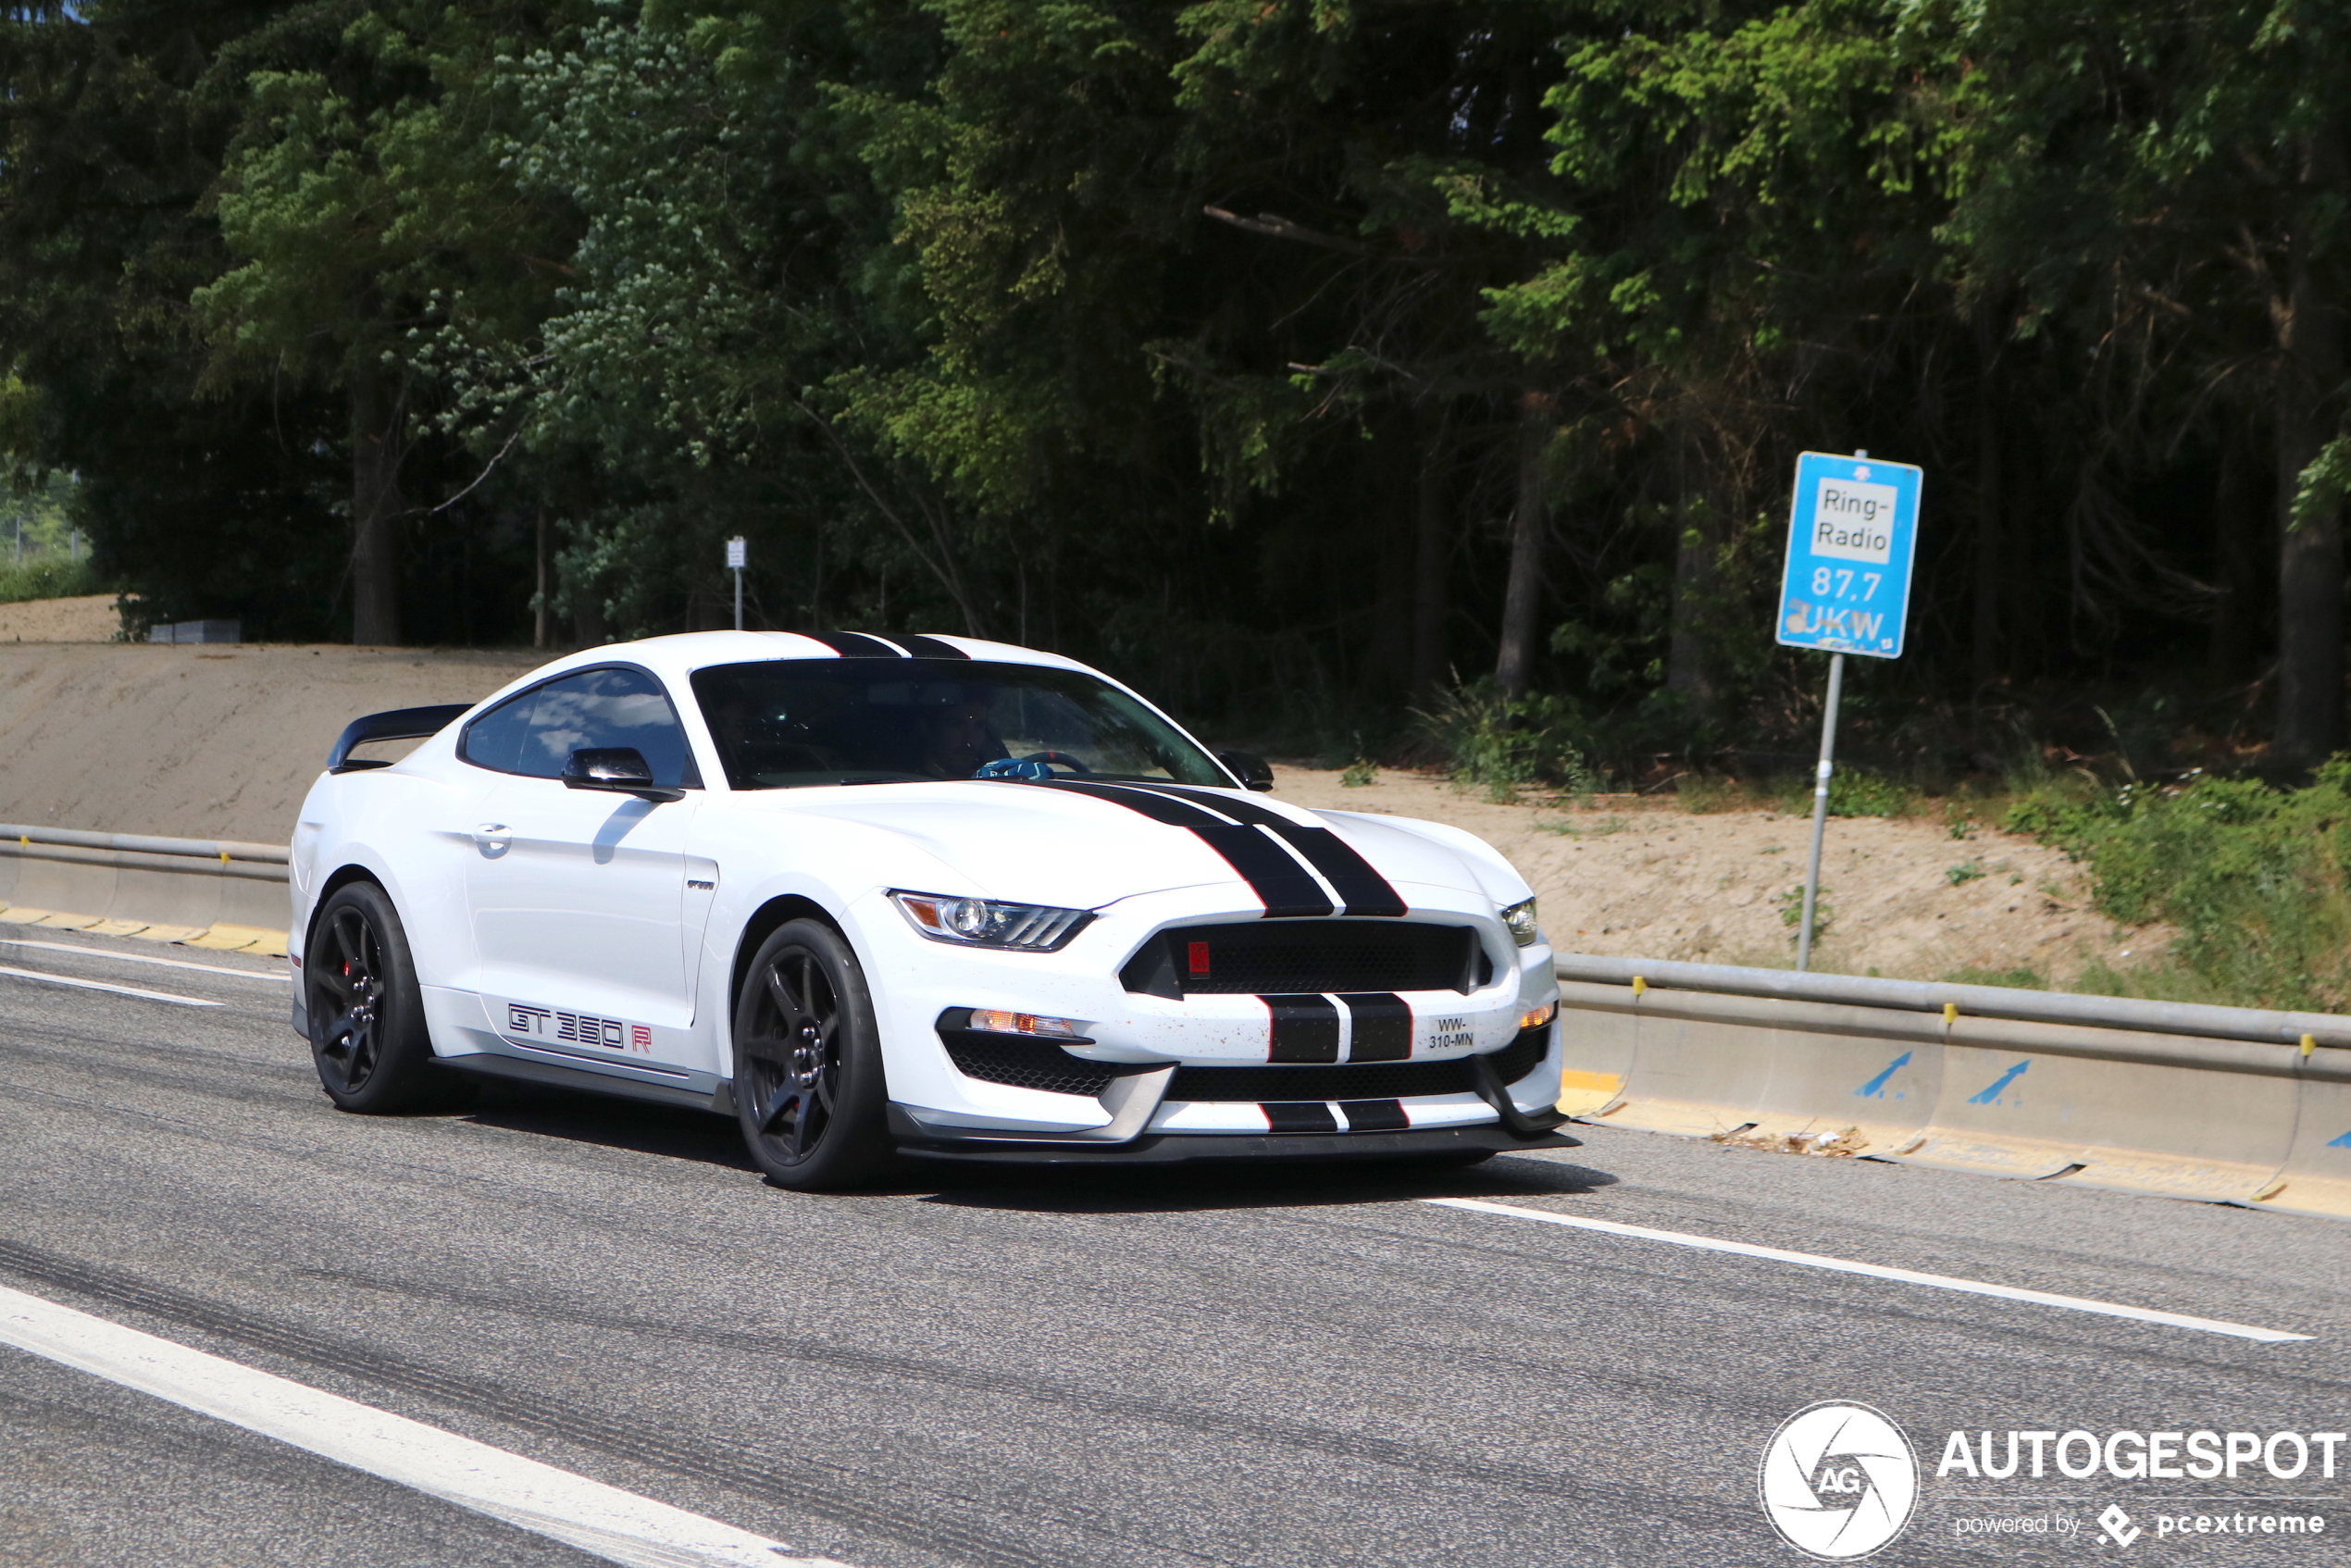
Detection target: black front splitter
<box><xmin>886</xmin><ymin>1110</ymin><xmax>1578</xmax><ymax>1166</ymax></box>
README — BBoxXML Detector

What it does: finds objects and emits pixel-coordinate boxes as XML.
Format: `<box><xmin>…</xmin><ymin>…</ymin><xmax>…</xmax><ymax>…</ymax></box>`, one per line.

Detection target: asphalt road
<box><xmin>0</xmin><ymin>927</ymin><xmax>2345</xmax><ymax>1567</ymax></box>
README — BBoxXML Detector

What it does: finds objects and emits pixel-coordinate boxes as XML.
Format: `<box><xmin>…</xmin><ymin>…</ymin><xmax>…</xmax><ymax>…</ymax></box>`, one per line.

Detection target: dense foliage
<box><xmin>4</xmin><ymin>1</ymin><xmax>2349</xmax><ymax>771</ymax></box>
<box><xmin>2007</xmin><ymin>765</ymin><xmax>2351</xmax><ymax>1009</ymax></box>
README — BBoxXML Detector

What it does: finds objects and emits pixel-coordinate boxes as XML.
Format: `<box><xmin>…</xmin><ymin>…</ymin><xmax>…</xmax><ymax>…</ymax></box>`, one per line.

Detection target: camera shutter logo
<box><xmin>1759</xmin><ymin>1401</ymin><xmax>1920</xmax><ymax>1559</ymax></box>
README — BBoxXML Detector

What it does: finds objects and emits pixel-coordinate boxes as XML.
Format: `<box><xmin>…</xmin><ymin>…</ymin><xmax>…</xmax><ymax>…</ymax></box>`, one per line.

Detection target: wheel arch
<box><xmin>305</xmin><ymin>863</ymin><xmax>389</xmax><ymax>957</ymax></box>
<box><xmin>727</xmin><ymin>894</ymin><xmax>848</xmax><ymax>1015</ymax></box>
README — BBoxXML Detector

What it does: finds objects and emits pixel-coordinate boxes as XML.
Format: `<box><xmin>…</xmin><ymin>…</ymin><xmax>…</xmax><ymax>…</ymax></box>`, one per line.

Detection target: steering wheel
<box><xmin>1019</xmin><ymin>750</ymin><xmax>1094</xmax><ymax>776</ymax></box>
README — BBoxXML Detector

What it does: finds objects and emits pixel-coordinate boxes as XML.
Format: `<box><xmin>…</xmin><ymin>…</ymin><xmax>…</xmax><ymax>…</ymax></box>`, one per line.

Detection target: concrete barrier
<box><xmin>0</xmin><ymin>825</ymin><xmax>289</xmax><ymax>954</ymax></box>
<box><xmin>1555</xmin><ymin>953</ymin><xmax>2351</xmax><ymax>1221</ymax></box>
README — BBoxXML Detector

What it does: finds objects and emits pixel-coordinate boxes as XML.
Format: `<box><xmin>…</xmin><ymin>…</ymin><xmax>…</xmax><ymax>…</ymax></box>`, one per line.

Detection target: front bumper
<box><xmin>855</xmin><ymin>882</ymin><xmax>1566</xmax><ymax>1155</ymax></box>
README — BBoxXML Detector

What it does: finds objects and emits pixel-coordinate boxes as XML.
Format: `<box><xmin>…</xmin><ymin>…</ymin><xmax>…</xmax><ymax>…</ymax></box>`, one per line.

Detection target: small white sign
<box><xmin>1810</xmin><ymin>477</ymin><xmax>1898</xmax><ymax>563</ymax></box>
<box><xmin>725</xmin><ymin>536</ymin><xmax>746</xmax><ymax>570</ymax></box>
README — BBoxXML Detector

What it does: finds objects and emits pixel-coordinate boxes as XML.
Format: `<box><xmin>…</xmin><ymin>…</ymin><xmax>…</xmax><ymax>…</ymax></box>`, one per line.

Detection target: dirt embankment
<box><xmin>0</xmin><ymin>641</ymin><xmax>2147</xmax><ymax>980</ymax></box>
<box><xmin>1270</xmin><ymin>768</ymin><xmax>2152</xmax><ymax>985</ymax></box>
<box><xmin>0</xmin><ymin>594</ymin><xmax>120</xmax><ymax>643</ymax></box>
<box><xmin>0</xmin><ymin>641</ymin><xmax>542</xmax><ymax>841</ymax></box>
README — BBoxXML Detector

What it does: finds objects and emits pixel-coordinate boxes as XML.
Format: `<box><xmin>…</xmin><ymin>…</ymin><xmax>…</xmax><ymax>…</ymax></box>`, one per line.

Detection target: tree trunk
<box><xmin>1493</xmin><ymin>394</ymin><xmax>1550</xmax><ymax>700</ymax></box>
<box><xmin>2208</xmin><ymin>437</ymin><xmax>2264</xmax><ymax>684</ymax></box>
<box><xmin>1411</xmin><ymin>404</ymin><xmax>1451</xmax><ymax>702</ymax></box>
<box><xmin>1972</xmin><ymin>305</ymin><xmax>2003</xmax><ymax>695</ymax></box>
<box><xmin>348</xmin><ymin>364</ymin><xmax>405</xmax><ymax>645</ymax></box>
<box><xmin>573</xmin><ymin>579</ymin><xmax>607</xmax><ymax>646</ymax></box>
<box><xmin>533</xmin><ymin>507</ymin><xmax>550</xmax><ymax>651</ymax></box>
<box><xmin>1663</xmin><ymin>417</ymin><xmax>1716</xmax><ymax>714</ymax></box>
<box><xmin>1372</xmin><ymin>403</ymin><xmax>1415</xmax><ymax>691</ymax></box>
<box><xmin>2273</xmin><ymin>121</ymin><xmax>2348</xmax><ymax>770</ymax></box>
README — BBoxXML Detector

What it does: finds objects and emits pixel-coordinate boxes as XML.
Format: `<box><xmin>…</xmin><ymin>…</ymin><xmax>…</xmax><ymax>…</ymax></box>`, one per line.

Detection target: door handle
<box><xmin>473</xmin><ymin>822</ymin><xmax>511</xmax><ymax>847</ymax></box>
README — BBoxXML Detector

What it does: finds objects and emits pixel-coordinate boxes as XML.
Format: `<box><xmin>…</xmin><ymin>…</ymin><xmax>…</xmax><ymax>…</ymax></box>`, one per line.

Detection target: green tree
<box><xmin>193</xmin><ymin>0</ymin><xmax>584</xmax><ymax>643</ymax></box>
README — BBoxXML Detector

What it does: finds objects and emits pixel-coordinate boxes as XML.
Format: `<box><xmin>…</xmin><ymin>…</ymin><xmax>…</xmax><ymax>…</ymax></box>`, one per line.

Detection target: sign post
<box><xmin>726</xmin><ymin>536</ymin><xmax>747</xmax><ymax>631</ymax></box>
<box><xmin>1774</xmin><ymin>451</ymin><xmax>1922</xmax><ymax>971</ymax></box>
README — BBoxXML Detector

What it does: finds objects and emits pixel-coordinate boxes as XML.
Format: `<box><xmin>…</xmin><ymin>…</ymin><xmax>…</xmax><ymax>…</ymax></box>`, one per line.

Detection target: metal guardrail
<box><xmin>1553</xmin><ymin>952</ymin><xmax>2351</xmax><ymax>1051</ymax></box>
<box><xmin>0</xmin><ymin>823</ymin><xmax>289</xmax><ymax>866</ymax></box>
<box><xmin>1550</xmin><ymin>952</ymin><xmax>2351</xmax><ymax>1222</ymax></box>
<box><xmin>0</xmin><ymin>823</ymin><xmax>291</xmax><ymax>948</ymax></box>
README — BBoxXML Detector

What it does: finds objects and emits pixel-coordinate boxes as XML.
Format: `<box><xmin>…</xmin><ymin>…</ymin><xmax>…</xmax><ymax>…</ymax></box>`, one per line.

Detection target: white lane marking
<box><xmin>0</xmin><ymin>939</ymin><xmax>290</xmax><ymax>981</ymax></box>
<box><xmin>1424</xmin><ymin>1197</ymin><xmax>2312</xmax><ymax>1344</ymax></box>
<box><xmin>0</xmin><ymin>964</ymin><xmax>220</xmax><ymax>1009</ymax></box>
<box><xmin>0</xmin><ymin>1281</ymin><xmax>847</xmax><ymax>1568</ymax></box>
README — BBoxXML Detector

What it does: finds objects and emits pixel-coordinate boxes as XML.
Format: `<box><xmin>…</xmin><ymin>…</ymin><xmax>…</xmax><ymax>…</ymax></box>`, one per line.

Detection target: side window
<box><xmin>461</xmin><ymin>667</ymin><xmax>700</xmax><ymax>787</ymax></box>
<box><xmin>460</xmin><ymin>687</ymin><xmax>539</xmax><ymax>775</ymax></box>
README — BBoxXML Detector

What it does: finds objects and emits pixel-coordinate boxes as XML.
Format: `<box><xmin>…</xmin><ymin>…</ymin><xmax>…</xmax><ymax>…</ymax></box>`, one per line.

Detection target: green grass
<box><xmin>1773</xmin><ymin>767</ymin><xmax>1919</xmax><ymax>819</ymax></box>
<box><xmin>2002</xmin><ymin>761</ymin><xmax>2351</xmax><ymax>1012</ymax></box>
<box><xmin>0</xmin><ymin>556</ymin><xmax>97</xmax><ymax>604</ymax></box>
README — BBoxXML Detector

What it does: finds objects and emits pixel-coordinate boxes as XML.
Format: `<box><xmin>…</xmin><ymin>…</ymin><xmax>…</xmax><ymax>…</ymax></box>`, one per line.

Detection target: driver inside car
<box><xmin>913</xmin><ymin>691</ymin><xmax>1008</xmax><ymax>778</ymax></box>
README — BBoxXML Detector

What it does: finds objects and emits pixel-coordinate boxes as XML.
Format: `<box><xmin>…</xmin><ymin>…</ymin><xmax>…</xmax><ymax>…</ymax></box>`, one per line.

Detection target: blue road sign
<box><xmin>1775</xmin><ymin>451</ymin><xmax>1922</xmax><ymax>659</ymax></box>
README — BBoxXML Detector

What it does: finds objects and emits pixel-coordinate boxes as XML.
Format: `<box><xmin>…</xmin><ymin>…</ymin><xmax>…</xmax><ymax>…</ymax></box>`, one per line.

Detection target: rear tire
<box><xmin>732</xmin><ymin>919</ymin><xmax>893</xmax><ymax>1190</ymax></box>
<box><xmin>305</xmin><ymin>881</ymin><xmax>454</xmax><ymax>1113</ymax></box>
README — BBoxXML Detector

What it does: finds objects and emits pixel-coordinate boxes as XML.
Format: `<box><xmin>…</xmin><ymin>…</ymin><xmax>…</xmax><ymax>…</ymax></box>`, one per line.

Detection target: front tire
<box><xmin>732</xmin><ymin>920</ymin><xmax>893</xmax><ymax>1189</ymax></box>
<box><xmin>305</xmin><ymin>881</ymin><xmax>453</xmax><ymax>1113</ymax></box>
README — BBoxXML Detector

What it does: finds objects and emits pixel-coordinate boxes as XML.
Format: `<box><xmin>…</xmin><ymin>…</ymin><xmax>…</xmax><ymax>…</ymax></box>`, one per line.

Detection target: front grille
<box><xmin>1167</xmin><ymin>1056</ymin><xmax>1475</xmax><ymax>1102</ymax></box>
<box><xmin>940</xmin><ymin>1031</ymin><xmax>1139</xmax><ymax>1097</ymax></box>
<box><xmin>1122</xmin><ymin>920</ymin><xmax>1484</xmax><ymax>998</ymax></box>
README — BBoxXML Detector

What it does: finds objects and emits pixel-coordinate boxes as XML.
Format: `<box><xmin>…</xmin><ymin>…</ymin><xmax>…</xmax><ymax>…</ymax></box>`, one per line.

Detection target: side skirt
<box><xmin>436</xmin><ymin>1052</ymin><xmax>732</xmax><ymax>1117</ymax></box>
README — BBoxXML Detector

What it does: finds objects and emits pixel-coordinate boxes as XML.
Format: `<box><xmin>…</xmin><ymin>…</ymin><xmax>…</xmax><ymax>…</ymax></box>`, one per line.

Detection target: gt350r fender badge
<box><xmin>1759</xmin><ymin>1400</ymin><xmax>1919</xmax><ymax>1560</ymax></box>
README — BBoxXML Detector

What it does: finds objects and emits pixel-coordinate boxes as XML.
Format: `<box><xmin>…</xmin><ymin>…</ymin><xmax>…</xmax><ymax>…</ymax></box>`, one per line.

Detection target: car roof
<box><xmin>473</xmin><ymin>631</ymin><xmax>1103</xmax><ymax>712</ymax></box>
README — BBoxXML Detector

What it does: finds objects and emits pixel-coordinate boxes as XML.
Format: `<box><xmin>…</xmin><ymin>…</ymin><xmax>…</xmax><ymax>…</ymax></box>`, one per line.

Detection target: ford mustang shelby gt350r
<box><xmin>290</xmin><ymin>630</ymin><xmax>1571</xmax><ymax>1187</ymax></box>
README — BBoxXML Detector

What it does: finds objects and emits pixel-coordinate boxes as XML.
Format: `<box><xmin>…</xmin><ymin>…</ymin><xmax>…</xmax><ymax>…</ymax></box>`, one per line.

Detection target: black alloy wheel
<box><xmin>313</xmin><ymin>902</ymin><xmax>388</xmax><ymax>1093</ymax></box>
<box><xmin>305</xmin><ymin>880</ymin><xmax>450</xmax><ymax>1113</ymax></box>
<box><xmin>733</xmin><ymin>919</ymin><xmax>891</xmax><ymax>1188</ymax></box>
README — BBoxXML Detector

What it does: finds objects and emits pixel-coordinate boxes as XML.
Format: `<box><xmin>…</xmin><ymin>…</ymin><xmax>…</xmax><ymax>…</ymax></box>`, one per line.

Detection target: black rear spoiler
<box><xmin>327</xmin><ymin>703</ymin><xmax>472</xmax><ymax>774</ymax></box>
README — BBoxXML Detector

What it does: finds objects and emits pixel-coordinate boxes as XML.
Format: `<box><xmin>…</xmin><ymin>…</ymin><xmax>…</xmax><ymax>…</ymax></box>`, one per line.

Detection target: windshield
<box><xmin>690</xmin><ymin>658</ymin><xmax>1232</xmax><ymax>790</ymax></box>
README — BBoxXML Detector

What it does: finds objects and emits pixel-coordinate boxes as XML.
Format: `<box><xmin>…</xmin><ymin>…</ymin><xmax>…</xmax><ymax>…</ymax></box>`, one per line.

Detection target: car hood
<box><xmin>727</xmin><ymin>779</ymin><xmax>1505</xmax><ymax>912</ymax></box>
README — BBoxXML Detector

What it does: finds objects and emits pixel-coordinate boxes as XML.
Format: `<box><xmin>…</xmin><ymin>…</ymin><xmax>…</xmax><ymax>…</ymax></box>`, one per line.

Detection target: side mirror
<box><xmin>563</xmin><ymin>747</ymin><xmax>684</xmax><ymax>803</ymax></box>
<box><xmin>1215</xmin><ymin>750</ymin><xmax>1275</xmax><ymax>791</ymax></box>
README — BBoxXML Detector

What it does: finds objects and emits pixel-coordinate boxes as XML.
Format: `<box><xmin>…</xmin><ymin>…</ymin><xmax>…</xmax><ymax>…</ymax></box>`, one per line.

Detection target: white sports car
<box><xmin>290</xmin><ymin>631</ymin><xmax>1570</xmax><ymax>1187</ymax></box>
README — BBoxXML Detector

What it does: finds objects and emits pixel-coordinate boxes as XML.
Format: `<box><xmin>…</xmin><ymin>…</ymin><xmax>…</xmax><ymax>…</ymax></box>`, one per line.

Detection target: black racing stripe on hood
<box><xmin>1039</xmin><ymin>779</ymin><xmax>1334</xmax><ymax>917</ymax></box>
<box><xmin>894</xmin><ymin>633</ymin><xmax>969</xmax><ymax>659</ymax></box>
<box><xmin>804</xmin><ymin>631</ymin><xmax>904</xmax><ymax>657</ymax></box>
<box><xmin>1113</xmin><ymin>782</ymin><xmax>1408</xmax><ymax>918</ymax></box>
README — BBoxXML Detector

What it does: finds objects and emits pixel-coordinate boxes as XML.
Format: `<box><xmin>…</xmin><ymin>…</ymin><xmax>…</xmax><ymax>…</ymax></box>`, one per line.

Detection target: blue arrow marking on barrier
<box><xmin>1967</xmin><ymin>1061</ymin><xmax>2029</xmax><ymax>1105</ymax></box>
<box><xmin>2329</xmin><ymin>1128</ymin><xmax>2351</xmax><ymax>1150</ymax></box>
<box><xmin>1856</xmin><ymin>1052</ymin><xmax>1911</xmax><ymax>1099</ymax></box>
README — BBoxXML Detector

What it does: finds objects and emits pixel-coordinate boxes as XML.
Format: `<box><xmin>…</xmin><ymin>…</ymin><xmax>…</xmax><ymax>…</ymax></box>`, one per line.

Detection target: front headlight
<box><xmin>889</xmin><ymin>890</ymin><xmax>1094</xmax><ymax>952</ymax></box>
<box><xmin>1500</xmin><ymin>896</ymin><xmax>1541</xmax><ymax>948</ymax></box>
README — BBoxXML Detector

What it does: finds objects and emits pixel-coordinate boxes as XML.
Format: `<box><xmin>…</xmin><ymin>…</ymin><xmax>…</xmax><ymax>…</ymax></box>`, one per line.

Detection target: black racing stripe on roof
<box><xmin>804</xmin><ymin>631</ymin><xmax>904</xmax><ymax>658</ymax></box>
<box><xmin>1039</xmin><ymin>779</ymin><xmax>1335</xmax><ymax>918</ymax></box>
<box><xmin>1115</xmin><ymin>782</ymin><xmax>1409</xmax><ymax>918</ymax></box>
<box><xmin>894</xmin><ymin>633</ymin><xmax>969</xmax><ymax>659</ymax></box>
